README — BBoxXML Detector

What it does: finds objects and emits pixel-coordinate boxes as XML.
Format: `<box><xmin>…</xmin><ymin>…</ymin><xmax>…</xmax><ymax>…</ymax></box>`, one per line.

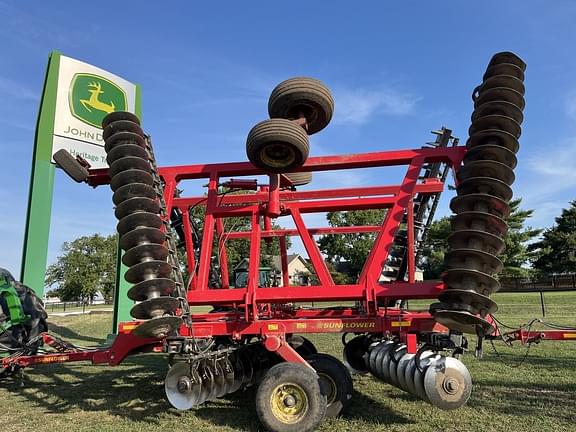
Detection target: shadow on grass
<box><xmin>3</xmin><ymin>354</ymin><xmax>413</xmax><ymax>429</ymax></box>
<box><xmin>3</xmin><ymin>355</ymin><xmax>173</xmax><ymax>424</ymax></box>
<box><xmin>47</xmin><ymin>322</ymin><xmax>105</xmax><ymax>344</ymax></box>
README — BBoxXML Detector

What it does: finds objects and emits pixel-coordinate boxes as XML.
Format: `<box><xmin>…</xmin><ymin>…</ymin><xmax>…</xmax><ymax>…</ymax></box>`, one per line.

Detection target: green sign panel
<box><xmin>69</xmin><ymin>73</ymin><xmax>127</xmax><ymax>128</ymax></box>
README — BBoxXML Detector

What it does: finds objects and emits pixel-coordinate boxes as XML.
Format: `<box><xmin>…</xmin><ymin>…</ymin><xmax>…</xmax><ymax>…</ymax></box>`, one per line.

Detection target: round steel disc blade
<box><xmin>447</xmin><ymin>229</ymin><xmax>505</xmax><ymax>256</ymax></box>
<box><xmin>117</xmin><ymin>212</ymin><xmax>162</xmax><ymax>236</ymax></box>
<box><xmin>474</xmin><ymin>87</ymin><xmax>525</xmax><ymax>111</ymax></box>
<box><xmin>103</xmin><ymin>111</ymin><xmax>141</xmax><ymax>129</ymax></box>
<box><xmin>488</xmin><ymin>52</ymin><xmax>526</xmax><ymax>71</ymax></box>
<box><xmin>213</xmin><ymin>360</ymin><xmax>228</xmax><ymax>398</ymax></box>
<box><xmin>451</xmin><ymin>211</ymin><xmax>508</xmax><ymax>238</ymax></box>
<box><xmin>229</xmin><ymin>354</ymin><xmax>245</xmax><ymax>393</ymax></box>
<box><xmin>109</xmin><ymin>156</ymin><xmax>151</xmax><ymax>178</ymax></box>
<box><xmin>458</xmin><ymin>160</ymin><xmax>515</xmax><ymax>186</ymax></box>
<box><xmin>480</xmin><ymin>74</ymin><xmax>525</xmax><ymax>95</ymax></box>
<box><xmin>103</xmin><ymin>120</ymin><xmax>144</xmax><ymax>141</ymax></box>
<box><xmin>414</xmin><ymin>353</ymin><xmax>442</xmax><ymax>402</ymax></box>
<box><xmin>110</xmin><ymin>169</ymin><xmax>154</xmax><ymax>192</ymax></box>
<box><xmin>424</xmin><ymin>356</ymin><xmax>472</xmax><ymax>410</ymax></box>
<box><xmin>445</xmin><ymin>248</ymin><xmax>503</xmax><ymax>275</ymax></box>
<box><xmin>343</xmin><ymin>336</ymin><xmax>369</xmax><ymax>374</ymax></box>
<box><xmin>378</xmin><ymin>343</ymin><xmax>397</xmax><ymax>383</ymax></box>
<box><xmin>396</xmin><ymin>353</ymin><xmax>415</xmax><ymax>392</ymax></box>
<box><xmin>472</xmin><ymin>100</ymin><xmax>524</xmax><ymax>124</ymax></box>
<box><xmin>104</xmin><ymin>131</ymin><xmax>146</xmax><ymax>153</ymax></box>
<box><xmin>125</xmin><ymin>260</ymin><xmax>172</xmax><ymax>284</ymax></box>
<box><xmin>115</xmin><ymin>197</ymin><xmax>160</xmax><ymax>220</ymax></box>
<box><xmin>439</xmin><ymin>289</ymin><xmax>498</xmax><ymax>314</ymax></box>
<box><xmin>204</xmin><ymin>362</ymin><xmax>220</xmax><ymax>401</ymax></box>
<box><xmin>239</xmin><ymin>350</ymin><xmax>253</xmax><ymax>385</ymax></box>
<box><xmin>123</xmin><ymin>243</ymin><xmax>169</xmax><ymax>267</ymax></box>
<box><xmin>197</xmin><ymin>364</ymin><xmax>213</xmax><ymax>404</ymax></box>
<box><xmin>483</xmin><ymin>63</ymin><xmax>524</xmax><ymax>81</ymax></box>
<box><xmin>165</xmin><ymin>362</ymin><xmax>202</xmax><ymax>410</ymax></box>
<box><xmin>432</xmin><ymin>309</ymin><xmax>495</xmax><ymax>335</ymax></box>
<box><xmin>120</xmin><ymin>227</ymin><xmax>165</xmax><ymax>251</ymax></box>
<box><xmin>373</xmin><ymin>341</ymin><xmax>394</xmax><ymax>379</ymax></box>
<box><xmin>113</xmin><ymin>183</ymin><xmax>157</xmax><ymax>206</ymax></box>
<box><xmin>107</xmin><ymin>143</ymin><xmax>148</xmax><ymax>166</ymax></box>
<box><xmin>469</xmin><ymin>114</ymin><xmax>521</xmax><ymax>139</ymax></box>
<box><xmin>457</xmin><ymin>176</ymin><xmax>513</xmax><ymax>202</ymax></box>
<box><xmin>133</xmin><ymin>315</ymin><xmax>182</xmax><ymax>338</ymax></box>
<box><xmin>219</xmin><ymin>358</ymin><xmax>235</xmax><ymax>396</ymax></box>
<box><xmin>405</xmin><ymin>351</ymin><xmax>434</xmax><ymax>396</ymax></box>
<box><xmin>127</xmin><ymin>278</ymin><xmax>176</xmax><ymax>301</ymax></box>
<box><xmin>130</xmin><ymin>297</ymin><xmax>179</xmax><ymax>320</ymax></box>
<box><xmin>443</xmin><ymin>268</ymin><xmax>500</xmax><ymax>296</ymax></box>
<box><xmin>368</xmin><ymin>342</ymin><xmax>385</xmax><ymax>375</ymax></box>
<box><xmin>450</xmin><ymin>192</ymin><xmax>510</xmax><ymax>219</ymax></box>
<box><xmin>388</xmin><ymin>345</ymin><xmax>407</xmax><ymax>387</ymax></box>
<box><xmin>463</xmin><ymin>144</ymin><xmax>517</xmax><ymax>170</ymax></box>
<box><xmin>466</xmin><ymin>127</ymin><xmax>520</xmax><ymax>153</ymax></box>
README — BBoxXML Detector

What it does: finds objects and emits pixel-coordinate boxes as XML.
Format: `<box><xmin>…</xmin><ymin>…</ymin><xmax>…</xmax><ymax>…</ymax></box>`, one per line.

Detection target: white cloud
<box><xmin>0</xmin><ymin>76</ymin><xmax>39</xmax><ymax>101</ymax></box>
<box><xmin>333</xmin><ymin>86</ymin><xmax>419</xmax><ymax>125</ymax></box>
<box><xmin>525</xmin><ymin>138</ymin><xmax>576</xmax><ymax>193</ymax></box>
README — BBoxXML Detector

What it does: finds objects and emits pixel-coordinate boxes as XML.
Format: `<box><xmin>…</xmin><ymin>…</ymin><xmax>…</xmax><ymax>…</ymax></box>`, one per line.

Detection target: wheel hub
<box><xmin>270</xmin><ymin>383</ymin><xmax>309</xmax><ymax>424</ymax></box>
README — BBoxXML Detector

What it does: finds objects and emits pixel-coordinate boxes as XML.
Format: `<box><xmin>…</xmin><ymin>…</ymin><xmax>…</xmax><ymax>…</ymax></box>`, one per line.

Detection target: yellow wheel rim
<box><xmin>318</xmin><ymin>372</ymin><xmax>337</xmax><ymax>405</ymax></box>
<box><xmin>270</xmin><ymin>383</ymin><xmax>309</xmax><ymax>424</ymax></box>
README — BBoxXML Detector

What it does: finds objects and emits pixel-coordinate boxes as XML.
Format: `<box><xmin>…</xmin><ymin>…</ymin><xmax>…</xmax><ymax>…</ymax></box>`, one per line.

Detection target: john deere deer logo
<box><xmin>69</xmin><ymin>73</ymin><xmax>127</xmax><ymax>128</ymax></box>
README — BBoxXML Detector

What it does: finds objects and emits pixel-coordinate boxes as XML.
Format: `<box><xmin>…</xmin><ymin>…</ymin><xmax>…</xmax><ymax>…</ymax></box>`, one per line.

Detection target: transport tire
<box><xmin>268</xmin><ymin>77</ymin><xmax>334</xmax><ymax>135</ymax></box>
<box><xmin>246</xmin><ymin>119</ymin><xmax>309</xmax><ymax>172</ymax></box>
<box><xmin>283</xmin><ymin>172</ymin><xmax>313</xmax><ymax>186</ymax></box>
<box><xmin>53</xmin><ymin>149</ymin><xmax>89</xmax><ymax>183</ymax></box>
<box><xmin>306</xmin><ymin>353</ymin><xmax>353</xmax><ymax>417</ymax></box>
<box><xmin>256</xmin><ymin>362</ymin><xmax>327</xmax><ymax>432</ymax></box>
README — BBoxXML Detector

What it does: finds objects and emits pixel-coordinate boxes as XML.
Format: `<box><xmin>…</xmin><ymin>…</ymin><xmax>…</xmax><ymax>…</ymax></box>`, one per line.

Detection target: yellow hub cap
<box><xmin>260</xmin><ymin>143</ymin><xmax>296</xmax><ymax>168</ymax></box>
<box><xmin>270</xmin><ymin>383</ymin><xmax>309</xmax><ymax>424</ymax></box>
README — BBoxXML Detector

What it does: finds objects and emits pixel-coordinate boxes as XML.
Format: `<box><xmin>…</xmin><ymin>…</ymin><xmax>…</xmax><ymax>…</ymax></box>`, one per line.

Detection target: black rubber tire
<box><xmin>268</xmin><ymin>77</ymin><xmax>334</xmax><ymax>135</ymax></box>
<box><xmin>246</xmin><ymin>119</ymin><xmax>309</xmax><ymax>173</ymax></box>
<box><xmin>53</xmin><ymin>149</ymin><xmax>89</xmax><ymax>182</ymax></box>
<box><xmin>288</xmin><ymin>335</ymin><xmax>318</xmax><ymax>357</ymax></box>
<box><xmin>283</xmin><ymin>172</ymin><xmax>313</xmax><ymax>187</ymax></box>
<box><xmin>306</xmin><ymin>353</ymin><xmax>353</xmax><ymax>418</ymax></box>
<box><xmin>255</xmin><ymin>362</ymin><xmax>327</xmax><ymax>432</ymax></box>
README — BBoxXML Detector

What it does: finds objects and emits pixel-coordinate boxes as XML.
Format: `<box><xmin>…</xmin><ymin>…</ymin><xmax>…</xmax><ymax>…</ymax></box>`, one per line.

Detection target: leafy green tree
<box><xmin>317</xmin><ymin>209</ymin><xmax>386</xmax><ymax>281</ymax></box>
<box><xmin>530</xmin><ymin>200</ymin><xmax>576</xmax><ymax>274</ymax></box>
<box><xmin>500</xmin><ymin>200</ymin><xmax>542</xmax><ymax>277</ymax></box>
<box><xmin>420</xmin><ymin>216</ymin><xmax>451</xmax><ymax>279</ymax></box>
<box><xmin>420</xmin><ymin>199</ymin><xmax>541</xmax><ymax>279</ymax></box>
<box><xmin>45</xmin><ymin>234</ymin><xmax>117</xmax><ymax>302</ymax></box>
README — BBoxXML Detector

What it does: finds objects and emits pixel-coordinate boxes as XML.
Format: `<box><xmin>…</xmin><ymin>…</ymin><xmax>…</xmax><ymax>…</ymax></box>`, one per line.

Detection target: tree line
<box><xmin>45</xmin><ymin>199</ymin><xmax>576</xmax><ymax>300</ymax></box>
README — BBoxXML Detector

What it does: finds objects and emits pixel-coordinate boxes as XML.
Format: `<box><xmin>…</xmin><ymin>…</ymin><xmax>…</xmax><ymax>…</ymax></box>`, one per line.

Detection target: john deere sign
<box><xmin>69</xmin><ymin>74</ymin><xmax>127</xmax><ymax>128</ymax></box>
<box><xmin>51</xmin><ymin>55</ymin><xmax>138</xmax><ymax>169</ymax></box>
<box><xmin>21</xmin><ymin>50</ymin><xmax>141</xmax><ymax>332</ymax></box>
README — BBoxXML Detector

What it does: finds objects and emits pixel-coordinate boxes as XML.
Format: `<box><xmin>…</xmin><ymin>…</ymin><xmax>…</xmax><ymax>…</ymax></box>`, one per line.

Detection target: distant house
<box><xmin>233</xmin><ymin>254</ymin><xmax>311</xmax><ymax>287</ymax></box>
<box><xmin>271</xmin><ymin>254</ymin><xmax>311</xmax><ymax>286</ymax></box>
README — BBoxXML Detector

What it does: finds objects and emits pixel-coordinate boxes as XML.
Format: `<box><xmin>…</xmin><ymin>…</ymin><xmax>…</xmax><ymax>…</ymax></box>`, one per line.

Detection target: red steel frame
<box><xmin>4</xmin><ymin>145</ymin><xmax>474</xmax><ymax>370</ymax></box>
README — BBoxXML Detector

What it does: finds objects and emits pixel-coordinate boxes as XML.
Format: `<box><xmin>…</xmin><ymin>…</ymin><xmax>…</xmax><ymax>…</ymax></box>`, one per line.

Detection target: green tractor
<box><xmin>0</xmin><ymin>268</ymin><xmax>48</xmax><ymax>372</ymax></box>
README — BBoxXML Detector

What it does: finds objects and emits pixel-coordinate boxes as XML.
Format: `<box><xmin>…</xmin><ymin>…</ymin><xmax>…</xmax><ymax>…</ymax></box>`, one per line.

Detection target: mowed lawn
<box><xmin>1</xmin><ymin>292</ymin><xmax>575</xmax><ymax>432</ymax></box>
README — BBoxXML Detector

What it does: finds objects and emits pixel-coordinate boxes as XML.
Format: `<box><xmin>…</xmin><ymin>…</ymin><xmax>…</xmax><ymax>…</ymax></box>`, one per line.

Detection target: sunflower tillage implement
<box><xmin>2</xmin><ymin>52</ymin><xmax>537</xmax><ymax>432</ymax></box>
<box><xmin>431</xmin><ymin>52</ymin><xmax>526</xmax><ymax>337</ymax></box>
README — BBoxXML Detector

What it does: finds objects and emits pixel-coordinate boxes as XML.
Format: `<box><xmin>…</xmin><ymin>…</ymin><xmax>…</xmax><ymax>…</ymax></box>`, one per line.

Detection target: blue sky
<box><xmin>1</xmin><ymin>1</ymin><xmax>575</xmax><ymax>280</ymax></box>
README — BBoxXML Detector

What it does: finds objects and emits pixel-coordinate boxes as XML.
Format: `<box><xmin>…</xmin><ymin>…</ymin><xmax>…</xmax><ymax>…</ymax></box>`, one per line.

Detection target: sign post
<box><xmin>22</xmin><ymin>51</ymin><xmax>141</xmax><ymax>330</ymax></box>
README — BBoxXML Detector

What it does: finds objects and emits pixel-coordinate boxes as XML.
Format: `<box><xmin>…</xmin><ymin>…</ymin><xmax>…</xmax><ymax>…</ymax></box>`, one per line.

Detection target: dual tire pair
<box><xmin>256</xmin><ymin>353</ymin><xmax>352</xmax><ymax>432</ymax></box>
<box><xmin>246</xmin><ymin>77</ymin><xmax>334</xmax><ymax>183</ymax></box>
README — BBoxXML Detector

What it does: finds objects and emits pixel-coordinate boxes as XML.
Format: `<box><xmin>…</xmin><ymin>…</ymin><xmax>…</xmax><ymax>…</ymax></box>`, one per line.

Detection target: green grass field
<box><xmin>1</xmin><ymin>292</ymin><xmax>575</xmax><ymax>432</ymax></box>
